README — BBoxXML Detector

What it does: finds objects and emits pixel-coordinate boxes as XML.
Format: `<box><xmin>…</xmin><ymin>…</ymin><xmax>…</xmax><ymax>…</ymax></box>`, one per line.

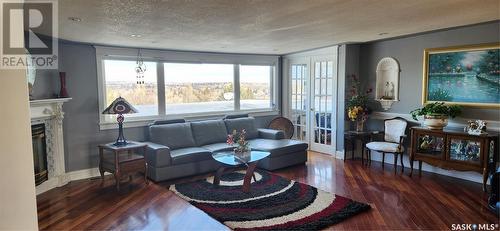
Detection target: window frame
<box><xmin>96</xmin><ymin>46</ymin><xmax>279</xmax><ymax>130</ymax></box>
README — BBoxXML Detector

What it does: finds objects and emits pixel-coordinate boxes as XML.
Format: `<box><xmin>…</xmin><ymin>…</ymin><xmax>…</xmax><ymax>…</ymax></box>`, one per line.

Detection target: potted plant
<box><xmin>347</xmin><ymin>75</ymin><xmax>372</xmax><ymax>131</ymax></box>
<box><xmin>227</xmin><ymin>129</ymin><xmax>251</xmax><ymax>159</ymax></box>
<box><xmin>410</xmin><ymin>102</ymin><xmax>462</xmax><ymax>129</ymax></box>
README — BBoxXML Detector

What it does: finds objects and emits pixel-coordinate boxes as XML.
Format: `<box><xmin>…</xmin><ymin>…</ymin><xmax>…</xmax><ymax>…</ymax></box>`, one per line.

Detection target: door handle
<box><xmin>310</xmin><ymin>108</ymin><xmax>314</xmax><ymax>111</ymax></box>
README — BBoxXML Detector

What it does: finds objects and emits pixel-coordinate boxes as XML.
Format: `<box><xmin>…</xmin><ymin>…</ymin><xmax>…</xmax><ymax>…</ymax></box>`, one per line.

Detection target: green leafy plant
<box><xmin>347</xmin><ymin>75</ymin><xmax>372</xmax><ymax>122</ymax></box>
<box><xmin>410</xmin><ymin>102</ymin><xmax>462</xmax><ymax>121</ymax></box>
<box><xmin>347</xmin><ymin>75</ymin><xmax>372</xmax><ymax>108</ymax></box>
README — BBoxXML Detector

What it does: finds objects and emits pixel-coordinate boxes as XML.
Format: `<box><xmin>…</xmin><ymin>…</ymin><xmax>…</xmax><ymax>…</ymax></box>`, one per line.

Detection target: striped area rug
<box><xmin>169</xmin><ymin>170</ymin><xmax>370</xmax><ymax>230</ymax></box>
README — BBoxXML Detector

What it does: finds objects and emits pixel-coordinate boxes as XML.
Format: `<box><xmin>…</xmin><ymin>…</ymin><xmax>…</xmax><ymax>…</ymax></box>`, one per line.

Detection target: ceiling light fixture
<box><xmin>130</xmin><ymin>34</ymin><xmax>142</xmax><ymax>38</ymax></box>
<box><xmin>68</xmin><ymin>17</ymin><xmax>82</xmax><ymax>22</ymax></box>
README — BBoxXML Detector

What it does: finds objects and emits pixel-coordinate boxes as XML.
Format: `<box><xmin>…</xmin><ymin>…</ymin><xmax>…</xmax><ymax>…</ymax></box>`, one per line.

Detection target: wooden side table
<box><xmin>98</xmin><ymin>142</ymin><xmax>148</xmax><ymax>191</ymax></box>
<box><xmin>344</xmin><ymin>130</ymin><xmax>379</xmax><ymax>164</ymax></box>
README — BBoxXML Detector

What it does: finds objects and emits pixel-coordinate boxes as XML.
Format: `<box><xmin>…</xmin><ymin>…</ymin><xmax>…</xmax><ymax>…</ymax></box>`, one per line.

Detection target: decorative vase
<box><xmin>59</xmin><ymin>72</ymin><xmax>69</xmax><ymax>98</ymax></box>
<box><xmin>423</xmin><ymin>114</ymin><xmax>448</xmax><ymax>130</ymax></box>
<box><xmin>27</xmin><ymin>63</ymin><xmax>36</xmax><ymax>100</ymax></box>
<box><xmin>355</xmin><ymin>119</ymin><xmax>365</xmax><ymax>132</ymax></box>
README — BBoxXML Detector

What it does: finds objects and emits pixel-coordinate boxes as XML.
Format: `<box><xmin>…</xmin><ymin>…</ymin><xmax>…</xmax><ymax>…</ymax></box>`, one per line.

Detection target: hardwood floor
<box><xmin>37</xmin><ymin>151</ymin><xmax>498</xmax><ymax>230</ymax></box>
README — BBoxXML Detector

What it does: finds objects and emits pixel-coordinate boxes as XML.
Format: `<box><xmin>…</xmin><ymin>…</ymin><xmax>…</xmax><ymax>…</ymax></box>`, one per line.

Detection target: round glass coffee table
<box><xmin>212</xmin><ymin>150</ymin><xmax>270</xmax><ymax>193</ymax></box>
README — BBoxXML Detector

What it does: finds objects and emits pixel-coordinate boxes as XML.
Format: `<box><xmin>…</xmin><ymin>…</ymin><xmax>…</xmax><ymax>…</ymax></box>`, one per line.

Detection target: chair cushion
<box><xmin>191</xmin><ymin>120</ymin><xmax>228</xmax><ymax>146</ymax></box>
<box><xmin>202</xmin><ymin>142</ymin><xmax>234</xmax><ymax>153</ymax></box>
<box><xmin>248</xmin><ymin>138</ymin><xmax>308</xmax><ymax>158</ymax></box>
<box><xmin>366</xmin><ymin>142</ymin><xmax>404</xmax><ymax>153</ymax></box>
<box><xmin>149</xmin><ymin>123</ymin><xmax>196</xmax><ymax>149</ymax></box>
<box><xmin>224</xmin><ymin>117</ymin><xmax>259</xmax><ymax>139</ymax></box>
<box><xmin>170</xmin><ymin>147</ymin><xmax>213</xmax><ymax>165</ymax></box>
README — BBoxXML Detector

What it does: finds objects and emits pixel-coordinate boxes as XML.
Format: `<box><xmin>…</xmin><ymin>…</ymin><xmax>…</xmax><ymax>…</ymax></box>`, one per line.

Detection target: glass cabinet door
<box><xmin>448</xmin><ymin>136</ymin><xmax>482</xmax><ymax>165</ymax></box>
<box><xmin>415</xmin><ymin>133</ymin><xmax>445</xmax><ymax>158</ymax></box>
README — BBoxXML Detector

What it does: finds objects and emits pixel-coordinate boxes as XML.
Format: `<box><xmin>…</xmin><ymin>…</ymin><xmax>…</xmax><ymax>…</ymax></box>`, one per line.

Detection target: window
<box><xmin>103</xmin><ymin>60</ymin><xmax>158</xmax><ymax>118</ymax></box>
<box><xmin>164</xmin><ymin>63</ymin><xmax>234</xmax><ymax>114</ymax></box>
<box><xmin>97</xmin><ymin>47</ymin><xmax>279</xmax><ymax>129</ymax></box>
<box><xmin>239</xmin><ymin>65</ymin><xmax>273</xmax><ymax>110</ymax></box>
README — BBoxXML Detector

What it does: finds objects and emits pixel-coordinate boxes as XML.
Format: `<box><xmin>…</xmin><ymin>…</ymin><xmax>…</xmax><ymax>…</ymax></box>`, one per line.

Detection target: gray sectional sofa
<box><xmin>143</xmin><ymin>116</ymin><xmax>308</xmax><ymax>182</ymax></box>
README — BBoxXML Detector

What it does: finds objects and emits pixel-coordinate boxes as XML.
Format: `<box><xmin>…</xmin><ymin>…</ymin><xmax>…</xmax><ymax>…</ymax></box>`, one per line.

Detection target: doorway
<box><xmin>286</xmin><ymin>49</ymin><xmax>337</xmax><ymax>155</ymax></box>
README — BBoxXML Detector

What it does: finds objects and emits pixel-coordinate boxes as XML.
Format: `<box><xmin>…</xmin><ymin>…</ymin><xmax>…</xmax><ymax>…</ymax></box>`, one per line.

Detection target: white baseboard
<box><xmin>335</xmin><ymin>150</ymin><xmax>345</xmax><ymax>160</ymax></box>
<box><xmin>65</xmin><ymin>167</ymin><xmax>104</xmax><ymax>181</ymax></box>
<box><xmin>37</xmin><ymin>168</ymin><xmax>110</xmax><ymax>195</ymax></box>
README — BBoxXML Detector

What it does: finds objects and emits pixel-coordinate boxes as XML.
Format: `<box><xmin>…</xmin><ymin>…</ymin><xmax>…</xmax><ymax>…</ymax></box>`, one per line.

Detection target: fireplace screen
<box><xmin>32</xmin><ymin>124</ymin><xmax>48</xmax><ymax>186</ymax></box>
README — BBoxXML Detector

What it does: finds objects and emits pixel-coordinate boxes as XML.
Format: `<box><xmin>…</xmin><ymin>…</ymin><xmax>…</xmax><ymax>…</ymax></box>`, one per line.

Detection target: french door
<box><xmin>288</xmin><ymin>54</ymin><xmax>337</xmax><ymax>155</ymax></box>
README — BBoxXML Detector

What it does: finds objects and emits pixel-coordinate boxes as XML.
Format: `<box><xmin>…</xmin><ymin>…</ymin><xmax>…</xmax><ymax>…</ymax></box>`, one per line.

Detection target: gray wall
<box><xmin>34</xmin><ymin>42</ymin><xmax>278</xmax><ymax>172</ymax></box>
<box><xmin>354</xmin><ymin>21</ymin><xmax>499</xmax><ymax>183</ymax></box>
<box><xmin>59</xmin><ymin>43</ymin><xmax>149</xmax><ymax>171</ymax></box>
<box><xmin>359</xmin><ymin>21</ymin><xmax>500</xmax><ymax>120</ymax></box>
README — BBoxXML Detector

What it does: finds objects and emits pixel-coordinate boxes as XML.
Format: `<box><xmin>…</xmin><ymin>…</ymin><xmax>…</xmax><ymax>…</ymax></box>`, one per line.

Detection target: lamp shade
<box><xmin>102</xmin><ymin>96</ymin><xmax>138</xmax><ymax>115</ymax></box>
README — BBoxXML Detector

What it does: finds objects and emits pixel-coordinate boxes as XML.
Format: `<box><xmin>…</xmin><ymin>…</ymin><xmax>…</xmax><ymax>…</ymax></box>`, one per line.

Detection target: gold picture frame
<box><xmin>422</xmin><ymin>43</ymin><xmax>500</xmax><ymax>108</ymax></box>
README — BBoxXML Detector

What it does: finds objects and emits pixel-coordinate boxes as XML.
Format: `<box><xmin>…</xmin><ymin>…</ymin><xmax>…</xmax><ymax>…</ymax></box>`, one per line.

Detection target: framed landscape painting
<box><xmin>422</xmin><ymin>43</ymin><xmax>500</xmax><ymax>108</ymax></box>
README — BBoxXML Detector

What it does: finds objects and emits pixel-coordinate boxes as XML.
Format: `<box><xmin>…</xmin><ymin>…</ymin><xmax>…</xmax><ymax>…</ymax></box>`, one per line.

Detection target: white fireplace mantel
<box><xmin>30</xmin><ymin>98</ymin><xmax>71</xmax><ymax>195</ymax></box>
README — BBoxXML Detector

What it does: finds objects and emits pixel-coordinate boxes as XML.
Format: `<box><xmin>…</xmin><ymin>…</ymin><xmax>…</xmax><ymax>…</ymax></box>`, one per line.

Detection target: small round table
<box><xmin>212</xmin><ymin>151</ymin><xmax>270</xmax><ymax>193</ymax></box>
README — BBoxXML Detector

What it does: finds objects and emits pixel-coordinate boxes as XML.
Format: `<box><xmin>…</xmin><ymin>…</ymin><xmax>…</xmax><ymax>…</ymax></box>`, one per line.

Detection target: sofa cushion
<box><xmin>170</xmin><ymin>147</ymin><xmax>213</xmax><ymax>165</ymax></box>
<box><xmin>224</xmin><ymin>117</ymin><xmax>259</xmax><ymax>139</ymax></box>
<box><xmin>223</xmin><ymin>113</ymin><xmax>249</xmax><ymax>119</ymax></box>
<box><xmin>151</xmin><ymin>118</ymin><xmax>186</xmax><ymax>125</ymax></box>
<box><xmin>149</xmin><ymin>123</ymin><xmax>196</xmax><ymax>149</ymax></box>
<box><xmin>202</xmin><ymin>142</ymin><xmax>234</xmax><ymax>153</ymax></box>
<box><xmin>191</xmin><ymin>120</ymin><xmax>228</xmax><ymax>146</ymax></box>
<box><xmin>258</xmin><ymin>128</ymin><xmax>285</xmax><ymax>140</ymax></box>
<box><xmin>249</xmin><ymin>138</ymin><xmax>308</xmax><ymax>158</ymax></box>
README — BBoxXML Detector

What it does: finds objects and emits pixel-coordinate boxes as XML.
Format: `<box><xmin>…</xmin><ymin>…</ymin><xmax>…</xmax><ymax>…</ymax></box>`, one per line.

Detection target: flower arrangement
<box><xmin>227</xmin><ymin>129</ymin><xmax>250</xmax><ymax>153</ymax></box>
<box><xmin>348</xmin><ymin>106</ymin><xmax>367</xmax><ymax>121</ymax></box>
<box><xmin>347</xmin><ymin>75</ymin><xmax>372</xmax><ymax>131</ymax></box>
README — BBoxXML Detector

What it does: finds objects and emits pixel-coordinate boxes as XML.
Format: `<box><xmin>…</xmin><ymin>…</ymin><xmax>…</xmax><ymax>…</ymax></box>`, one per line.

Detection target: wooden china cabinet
<box><xmin>409</xmin><ymin>126</ymin><xmax>499</xmax><ymax>191</ymax></box>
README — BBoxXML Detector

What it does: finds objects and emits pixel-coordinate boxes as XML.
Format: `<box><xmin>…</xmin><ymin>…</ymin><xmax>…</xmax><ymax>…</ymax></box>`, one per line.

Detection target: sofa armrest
<box><xmin>258</xmin><ymin>128</ymin><xmax>285</xmax><ymax>140</ymax></box>
<box><xmin>143</xmin><ymin>142</ymin><xmax>171</xmax><ymax>166</ymax></box>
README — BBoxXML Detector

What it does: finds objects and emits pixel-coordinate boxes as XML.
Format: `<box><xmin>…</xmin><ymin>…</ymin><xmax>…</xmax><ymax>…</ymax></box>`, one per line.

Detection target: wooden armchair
<box><xmin>365</xmin><ymin>117</ymin><xmax>408</xmax><ymax>173</ymax></box>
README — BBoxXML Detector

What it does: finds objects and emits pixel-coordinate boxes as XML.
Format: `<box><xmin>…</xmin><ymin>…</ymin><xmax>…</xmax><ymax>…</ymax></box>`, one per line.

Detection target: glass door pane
<box><xmin>310</xmin><ymin>60</ymin><xmax>335</xmax><ymax>154</ymax></box>
<box><xmin>415</xmin><ymin>133</ymin><xmax>445</xmax><ymax>158</ymax></box>
<box><xmin>448</xmin><ymin>136</ymin><xmax>482</xmax><ymax>165</ymax></box>
<box><xmin>290</xmin><ymin>64</ymin><xmax>307</xmax><ymax>141</ymax></box>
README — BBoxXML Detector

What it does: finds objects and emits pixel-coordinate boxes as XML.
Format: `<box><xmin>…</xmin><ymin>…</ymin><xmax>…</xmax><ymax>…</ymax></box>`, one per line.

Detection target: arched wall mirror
<box><xmin>375</xmin><ymin>57</ymin><xmax>400</xmax><ymax>110</ymax></box>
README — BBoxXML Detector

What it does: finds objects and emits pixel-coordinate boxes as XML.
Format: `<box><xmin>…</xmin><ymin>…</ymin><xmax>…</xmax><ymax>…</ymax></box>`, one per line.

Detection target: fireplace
<box><xmin>32</xmin><ymin>124</ymin><xmax>48</xmax><ymax>186</ymax></box>
<box><xmin>30</xmin><ymin>98</ymin><xmax>71</xmax><ymax>194</ymax></box>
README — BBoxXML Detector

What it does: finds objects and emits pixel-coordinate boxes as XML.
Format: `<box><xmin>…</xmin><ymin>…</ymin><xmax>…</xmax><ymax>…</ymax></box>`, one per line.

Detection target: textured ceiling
<box><xmin>56</xmin><ymin>0</ymin><xmax>499</xmax><ymax>54</ymax></box>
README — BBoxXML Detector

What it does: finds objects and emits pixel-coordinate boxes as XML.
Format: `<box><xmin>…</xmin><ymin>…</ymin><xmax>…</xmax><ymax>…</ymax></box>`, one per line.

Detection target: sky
<box><xmin>461</xmin><ymin>50</ymin><xmax>486</xmax><ymax>66</ymax></box>
<box><xmin>104</xmin><ymin>60</ymin><xmax>271</xmax><ymax>84</ymax></box>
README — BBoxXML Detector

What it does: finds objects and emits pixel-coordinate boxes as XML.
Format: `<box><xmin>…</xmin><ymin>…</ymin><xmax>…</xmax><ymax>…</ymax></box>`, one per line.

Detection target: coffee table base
<box><xmin>213</xmin><ymin>162</ymin><xmax>258</xmax><ymax>193</ymax></box>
